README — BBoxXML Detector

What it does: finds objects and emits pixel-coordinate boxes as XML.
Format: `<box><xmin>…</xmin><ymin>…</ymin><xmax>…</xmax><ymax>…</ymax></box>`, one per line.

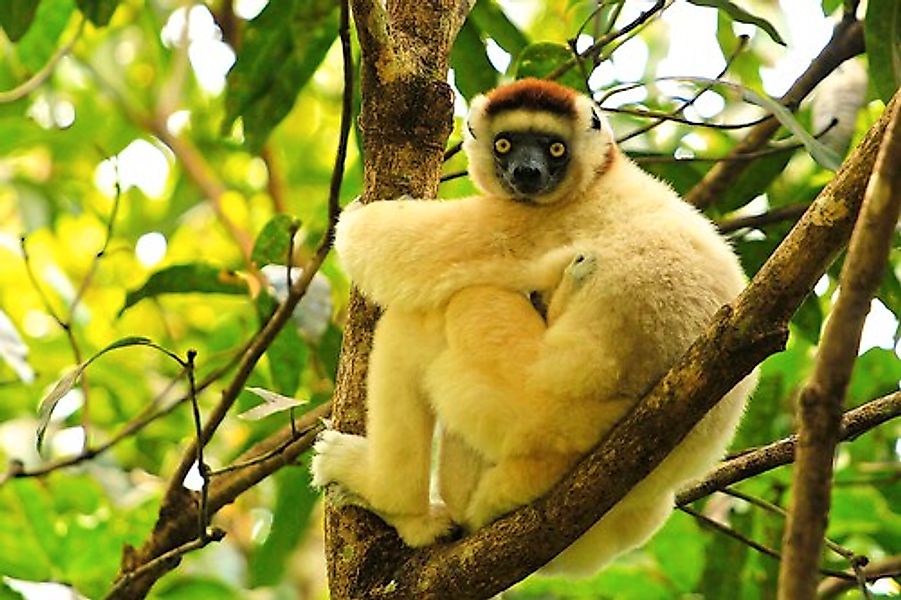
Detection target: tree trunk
<box><xmin>324</xmin><ymin>1</ymin><xmax>471</xmax><ymax>597</ymax></box>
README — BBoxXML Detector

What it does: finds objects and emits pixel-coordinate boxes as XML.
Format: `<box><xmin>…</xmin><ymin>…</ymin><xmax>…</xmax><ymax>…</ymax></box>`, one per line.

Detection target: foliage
<box><xmin>0</xmin><ymin>0</ymin><xmax>898</xmax><ymax>598</ymax></box>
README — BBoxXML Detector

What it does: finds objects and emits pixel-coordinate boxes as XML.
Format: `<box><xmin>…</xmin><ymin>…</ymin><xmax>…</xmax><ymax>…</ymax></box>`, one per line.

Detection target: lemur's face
<box><xmin>492</xmin><ymin>131</ymin><xmax>571</xmax><ymax>200</ymax></box>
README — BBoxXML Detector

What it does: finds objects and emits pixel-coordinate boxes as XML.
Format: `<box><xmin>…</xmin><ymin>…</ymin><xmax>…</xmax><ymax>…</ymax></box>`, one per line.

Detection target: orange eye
<box><xmin>494</xmin><ymin>137</ymin><xmax>512</xmax><ymax>154</ymax></box>
<box><xmin>549</xmin><ymin>142</ymin><xmax>566</xmax><ymax>158</ymax></box>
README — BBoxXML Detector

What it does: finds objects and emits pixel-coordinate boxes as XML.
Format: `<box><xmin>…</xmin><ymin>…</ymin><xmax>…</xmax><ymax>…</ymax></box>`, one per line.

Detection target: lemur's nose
<box><xmin>513</xmin><ymin>165</ymin><xmax>542</xmax><ymax>186</ymax></box>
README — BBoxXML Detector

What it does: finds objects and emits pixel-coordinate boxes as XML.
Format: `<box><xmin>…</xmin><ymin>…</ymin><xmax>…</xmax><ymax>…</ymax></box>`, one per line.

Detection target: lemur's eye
<box><xmin>549</xmin><ymin>142</ymin><xmax>567</xmax><ymax>158</ymax></box>
<box><xmin>494</xmin><ymin>137</ymin><xmax>512</xmax><ymax>154</ymax></box>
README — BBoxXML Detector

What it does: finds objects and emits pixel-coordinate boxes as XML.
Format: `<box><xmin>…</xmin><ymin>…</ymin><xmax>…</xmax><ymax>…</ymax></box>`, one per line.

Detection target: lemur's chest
<box><xmin>484</xmin><ymin>200</ymin><xmax>612</xmax><ymax>258</ymax></box>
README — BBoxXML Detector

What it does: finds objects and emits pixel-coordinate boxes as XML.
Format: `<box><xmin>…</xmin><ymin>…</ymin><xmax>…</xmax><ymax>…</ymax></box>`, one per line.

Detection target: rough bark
<box><xmin>323</xmin><ymin>1</ymin><xmax>472</xmax><ymax>597</ymax></box>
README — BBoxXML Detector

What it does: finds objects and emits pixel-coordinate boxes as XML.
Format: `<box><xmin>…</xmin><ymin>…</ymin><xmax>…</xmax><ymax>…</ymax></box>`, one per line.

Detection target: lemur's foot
<box><xmin>391</xmin><ymin>502</ymin><xmax>455</xmax><ymax>548</ymax></box>
<box><xmin>310</xmin><ymin>429</ymin><xmax>368</xmax><ymax>489</ymax></box>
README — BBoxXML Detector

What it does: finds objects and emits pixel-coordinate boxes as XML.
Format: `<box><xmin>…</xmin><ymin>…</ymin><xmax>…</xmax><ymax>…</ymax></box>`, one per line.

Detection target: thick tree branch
<box><xmin>340</xmin><ymin>87</ymin><xmax>896</xmax><ymax>600</ymax></box>
<box><xmin>685</xmin><ymin>16</ymin><xmax>864</xmax><ymax>209</ymax></box>
<box><xmin>95</xmin><ymin>387</ymin><xmax>900</xmax><ymax>600</ymax></box>
<box><xmin>323</xmin><ymin>1</ymin><xmax>472</xmax><ymax>597</ymax></box>
<box><xmin>777</xmin><ymin>91</ymin><xmax>901</xmax><ymax>600</ymax></box>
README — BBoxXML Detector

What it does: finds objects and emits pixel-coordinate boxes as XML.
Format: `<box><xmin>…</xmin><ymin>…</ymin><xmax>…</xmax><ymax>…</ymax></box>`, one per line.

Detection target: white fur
<box><xmin>313</xmin><ymin>85</ymin><xmax>756</xmax><ymax>575</ymax></box>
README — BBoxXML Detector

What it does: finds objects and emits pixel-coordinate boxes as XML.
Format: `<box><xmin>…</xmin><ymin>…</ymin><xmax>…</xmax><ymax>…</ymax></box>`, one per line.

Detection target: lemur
<box><xmin>312</xmin><ymin>78</ymin><xmax>756</xmax><ymax>575</ymax></box>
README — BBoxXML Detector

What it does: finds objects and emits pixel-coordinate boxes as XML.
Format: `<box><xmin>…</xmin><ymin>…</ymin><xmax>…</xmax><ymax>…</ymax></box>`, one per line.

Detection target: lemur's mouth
<box><xmin>529</xmin><ymin>290</ymin><xmax>548</xmax><ymax>321</ymax></box>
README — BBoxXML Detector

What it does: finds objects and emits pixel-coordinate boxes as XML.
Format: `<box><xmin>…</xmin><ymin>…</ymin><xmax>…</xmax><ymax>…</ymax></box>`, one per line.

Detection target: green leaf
<box><xmin>847</xmin><ymin>348</ymin><xmax>901</xmax><ymax>406</ymax></box>
<box><xmin>36</xmin><ymin>336</ymin><xmax>168</xmax><ymax>450</ymax></box>
<box><xmin>0</xmin><ymin>2</ymin><xmax>39</xmax><ymax>42</ymax></box>
<box><xmin>74</xmin><ymin>0</ymin><xmax>118</xmax><ymax>26</ymax></box>
<box><xmin>877</xmin><ymin>256</ymin><xmax>901</xmax><ymax>316</ymax></box>
<box><xmin>650</xmin><ymin>511</ymin><xmax>705</xmax><ymax>591</ymax></box>
<box><xmin>0</xmin><ymin>479</ymin><xmax>59</xmax><ymax>580</ymax></box>
<box><xmin>248</xmin><ymin>467</ymin><xmax>318</xmax><ymax>586</ymax></box>
<box><xmin>239</xmin><ymin>387</ymin><xmax>307</xmax><ymax>421</ymax></box>
<box><xmin>0</xmin><ymin>581</ymin><xmax>25</xmax><ymax>600</ymax></box>
<box><xmin>154</xmin><ymin>577</ymin><xmax>243</xmax><ymax>600</ymax></box>
<box><xmin>865</xmin><ymin>0</ymin><xmax>901</xmax><ymax>103</ymax></box>
<box><xmin>513</xmin><ymin>42</ymin><xmax>584</xmax><ymax>92</ymax></box>
<box><xmin>792</xmin><ymin>292</ymin><xmax>824</xmax><ymax>344</ymax></box>
<box><xmin>451</xmin><ymin>19</ymin><xmax>498</xmax><ymax>100</ymax></box>
<box><xmin>224</xmin><ymin>0</ymin><xmax>338</xmax><ymax>152</ymax></box>
<box><xmin>687</xmin><ymin>0</ymin><xmax>786</xmax><ymax>46</ymax></box>
<box><xmin>674</xmin><ymin>77</ymin><xmax>842</xmax><ymax>170</ymax></box>
<box><xmin>821</xmin><ymin>0</ymin><xmax>843</xmax><ymax>15</ymax></box>
<box><xmin>469</xmin><ymin>0</ymin><xmax>528</xmax><ymax>58</ymax></box>
<box><xmin>14</xmin><ymin>0</ymin><xmax>75</xmax><ymax>72</ymax></box>
<box><xmin>634</xmin><ymin>154</ymin><xmax>707</xmax><ymax>196</ymax></box>
<box><xmin>119</xmin><ymin>263</ymin><xmax>248</xmax><ymax>316</ymax></box>
<box><xmin>719</xmin><ymin>147</ymin><xmax>795</xmax><ymax>213</ymax></box>
<box><xmin>251</xmin><ymin>214</ymin><xmax>299</xmax><ymax>267</ymax></box>
<box><xmin>317</xmin><ymin>322</ymin><xmax>343</xmax><ymax>382</ymax></box>
<box><xmin>256</xmin><ymin>292</ymin><xmax>307</xmax><ymax>396</ymax></box>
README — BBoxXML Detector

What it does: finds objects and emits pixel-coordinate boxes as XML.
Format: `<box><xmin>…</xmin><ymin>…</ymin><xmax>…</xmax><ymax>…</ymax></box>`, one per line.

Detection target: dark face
<box><xmin>492</xmin><ymin>131</ymin><xmax>570</xmax><ymax>200</ymax></box>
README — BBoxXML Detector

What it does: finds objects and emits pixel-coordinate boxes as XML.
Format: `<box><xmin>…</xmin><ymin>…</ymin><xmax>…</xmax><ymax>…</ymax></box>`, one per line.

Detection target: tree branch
<box><xmin>322</xmin><ymin>0</ymin><xmax>472</xmax><ymax>597</ymax></box>
<box><xmin>677</xmin><ymin>391</ymin><xmax>901</xmax><ymax>505</ymax></box>
<box><xmin>716</xmin><ymin>203</ymin><xmax>810</xmax><ymax>234</ymax></box>
<box><xmin>0</xmin><ymin>17</ymin><xmax>85</xmax><ymax>104</ymax></box>
<box><xmin>679</xmin><ymin>506</ymin><xmax>861</xmax><ymax>582</ymax></box>
<box><xmin>685</xmin><ymin>16</ymin><xmax>864</xmax><ymax>209</ymax></box>
<box><xmin>818</xmin><ymin>555</ymin><xmax>901</xmax><ymax>598</ymax></box>
<box><xmin>777</xmin><ymin>89</ymin><xmax>901</xmax><ymax>600</ymax></box>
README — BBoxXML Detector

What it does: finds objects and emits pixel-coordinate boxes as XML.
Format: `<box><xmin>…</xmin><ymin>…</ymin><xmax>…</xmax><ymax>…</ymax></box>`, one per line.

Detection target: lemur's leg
<box><xmin>463</xmin><ymin>452</ymin><xmax>580</xmax><ymax>530</ymax></box>
<box><xmin>438</xmin><ymin>429</ymin><xmax>487</xmax><ymax>524</ymax></box>
<box><xmin>312</xmin><ymin>307</ymin><xmax>452</xmax><ymax>546</ymax></box>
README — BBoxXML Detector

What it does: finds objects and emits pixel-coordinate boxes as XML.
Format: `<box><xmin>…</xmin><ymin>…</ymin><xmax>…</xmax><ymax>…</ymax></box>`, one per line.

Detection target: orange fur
<box><xmin>484</xmin><ymin>78</ymin><xmax>578</xmax><ymax>117</ymax></box>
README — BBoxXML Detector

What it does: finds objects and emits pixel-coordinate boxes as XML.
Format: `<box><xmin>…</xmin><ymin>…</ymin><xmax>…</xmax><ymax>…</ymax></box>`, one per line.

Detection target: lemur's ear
<box><xmin>590</xmin><ymin>109</ymin><xmax>602</xmax><ymax>131</ymax></box>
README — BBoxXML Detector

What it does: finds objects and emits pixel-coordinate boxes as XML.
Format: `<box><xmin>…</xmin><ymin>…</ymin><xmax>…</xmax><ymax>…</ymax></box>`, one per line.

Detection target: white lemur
<box><xmin>312</xmin><ymin>78</ymin><xmax>757</xmax><ymax>574</ymax></box>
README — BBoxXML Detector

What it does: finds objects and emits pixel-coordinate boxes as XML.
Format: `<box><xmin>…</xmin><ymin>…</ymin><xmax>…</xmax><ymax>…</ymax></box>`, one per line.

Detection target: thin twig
<box><xmin>3</xmin><ymin>343</ymin><xmax>245</xmax><ymax>483</ymax></box>
<box><xmin>720</xmin><ymin>487</ymin><xmax>867</xmax><ymax>570</ymax></box>
<box><xmin>676</xmin><ymin>391</ymin><xmax>901</xmax><ymax>506</ymax></box>
<box><xmin>0</xmin><ymin>17</ymin><xmax>86</xmax><ymax>104</ymax></box>
<box><xmin>631</xmin><ymin>118</ymin><xmax>837</xmax><ymax>167</ymax></box>
<box><xmin>603</xmin><ymin>105</ymin><xmax>770</xmax><ymax>130</ymax></box>
<box><xmin>185</xmin><ymin>350</ymin><xmax>209</xmax><ymax>541</ymax></box>
<box><xmin>716</xmin><ymin>204</ymin><xmax>810</xmax><ymax>234</ymax></box>
<box><xmin>440</xmin><ymin>171</ymin><xmax>468</xmax><ymax>183</ymax></box>
<box><xmin>104</xmin><ymin>527</ymin><xmax>226</xmax><ymax>599</ymax></box>
<box><xmin>207</xmin><ymin>414</ymin><xmax>323</xmax><ymax>477</ymax></box>
<box><xmin>19</xmin><ymin>236</ymin><xmax>88</xmax><ymax>445</ymax></box>
<box><xmin>680</xmin><ymin>506</ymin><xmax>859</xmax><ymax>582</ymax></box>
<box><xmin>546</xmin><ymin>0</ymin><xmax>669</xmax><ymax>81</ymax></box>
<box><xmin>617</xmin><ymin>35</ymin><xmax>749</xmax><ymax>143</ymax></box>
<box><xmin>162</xmin><ymin>0</ymin><xmax>354</xmax><ymax>536</ymax></box>
<box><xmin>818</xmin><ymin>555</ymin><xmax>901</xmax><ymax>598</ymax></box>
<box><xmin>685</xmin><ymin>16</ymin><xmax>864</xmax><ymax>209</ymax></box>
<box><xmin>262</xmin><ymin>146</ymin><xmax>287</xmax><ymax>213</ymax></box>
<box><xmin>443</xmin><ymin>141</ymin><xmax>464</xmax><ymax>162</ymax></box>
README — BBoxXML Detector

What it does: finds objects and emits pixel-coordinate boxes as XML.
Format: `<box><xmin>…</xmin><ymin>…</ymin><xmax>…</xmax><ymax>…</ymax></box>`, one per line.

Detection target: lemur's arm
<box><xmin>335</xmin><ymin>198</ymin><xmax>541</xmax><ymax>309</ymax></box>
